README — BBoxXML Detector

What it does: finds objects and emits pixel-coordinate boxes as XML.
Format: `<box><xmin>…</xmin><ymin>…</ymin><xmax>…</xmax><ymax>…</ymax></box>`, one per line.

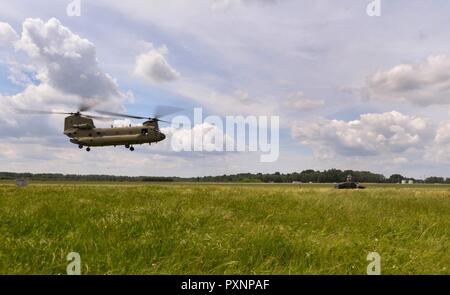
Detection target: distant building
<box><xmin>401</xmin><ymin>180</ymin><xmax>407</xmax><ymax>184</ymax></box>
<box><xmin>408</xmin><ymin>180</ymin><xmax>414</xmax><ymax>184</ymax></box>
<box><xmin>16</xmin><ymin>179</ymin><xmax>28</xmax><ymax>187</ymax></box>
<box><xmin>292</xmin><ymin>181</ymin><xmax>302</xmax><ymax>184</ymax></box>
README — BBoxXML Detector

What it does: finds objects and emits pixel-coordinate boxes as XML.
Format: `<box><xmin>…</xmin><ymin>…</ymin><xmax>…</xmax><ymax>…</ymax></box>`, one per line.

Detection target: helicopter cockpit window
<box><xmin>141</xmin><ymin>128</ymin><xmax>148</xmax><ymax>135</ymax></box>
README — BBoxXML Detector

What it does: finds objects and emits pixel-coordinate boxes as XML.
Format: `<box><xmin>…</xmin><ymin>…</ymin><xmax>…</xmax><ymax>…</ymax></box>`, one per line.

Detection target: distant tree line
<box><xmin>0</xmin><ymin>172</ymin><xmax>175</xmax><ymax>182</ymax></box>
<box><xmin>197</xmin><ymin>170</ymin><xmax>450</xmax><ymax>183</ymax></box>
<box><xmin>2</xmin><ymin>170</ymin><xmax>450</xmax><ymax>183</ymax></box>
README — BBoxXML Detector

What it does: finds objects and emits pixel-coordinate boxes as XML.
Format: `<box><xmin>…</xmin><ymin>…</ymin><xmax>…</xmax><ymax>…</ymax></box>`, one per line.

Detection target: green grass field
<box><xmin>0</xmin><ymin>182</ymin><xmax>449</xmax><ymax>274</ymax></box>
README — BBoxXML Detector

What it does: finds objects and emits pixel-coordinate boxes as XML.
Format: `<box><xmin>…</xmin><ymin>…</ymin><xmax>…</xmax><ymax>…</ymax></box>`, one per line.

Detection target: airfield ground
<box><xmin>0</xmin><ymin>182</ymin><xmax>449</xmax><ymax>274</ymax></box>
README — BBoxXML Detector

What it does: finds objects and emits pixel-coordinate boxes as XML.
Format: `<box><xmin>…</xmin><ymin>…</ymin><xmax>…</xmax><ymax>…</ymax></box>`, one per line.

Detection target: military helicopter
<box><xmin>18</xmin><ymin>104</ymin><xmax>181</xmax><ymax>152</ymax></box>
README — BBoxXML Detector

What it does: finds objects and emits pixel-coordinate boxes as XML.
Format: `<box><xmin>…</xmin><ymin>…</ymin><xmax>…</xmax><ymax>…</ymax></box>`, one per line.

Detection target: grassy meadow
<box><xmin>0</xmin><ymin>182</ymin><xmax>449</xmax><ymax>274</ymax></box>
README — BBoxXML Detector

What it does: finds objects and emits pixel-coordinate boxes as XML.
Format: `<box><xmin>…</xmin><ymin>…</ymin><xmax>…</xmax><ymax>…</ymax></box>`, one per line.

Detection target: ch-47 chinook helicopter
<box><xmin>18</xmin><ymin>105</ymin><xmax>181</xmax><ymax>152</ymax></box>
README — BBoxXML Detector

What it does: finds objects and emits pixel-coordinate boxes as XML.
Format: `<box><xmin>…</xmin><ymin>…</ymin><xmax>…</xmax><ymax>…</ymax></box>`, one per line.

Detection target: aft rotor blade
<box><xmin>83</xmin><ymin>114</ymin><xmax>118</xmax><ymax>121</ymax></box>
<box><xmin>79</xmin><ymin>102</ymin><xmax>93</xmax><ymax>112</ymax></box>
<box><xmin>155</xmin><ymin>118</ymin><xmax>171</xmax><ymax>124</ymax></box>
<box><xmin>95</xmin><ymin>110</ymin><xmax>148</xmax><ymax>120</ymax></box>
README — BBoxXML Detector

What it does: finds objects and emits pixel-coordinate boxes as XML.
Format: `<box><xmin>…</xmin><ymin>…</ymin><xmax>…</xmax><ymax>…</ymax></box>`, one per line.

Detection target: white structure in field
<box><xmin>16</xmin><ymin>179</ymin><xmax>28</xmax><ymax>187</ymax></box>
<box><xmin>401</xmin><ymin>179</ymin><xmax>414</xmax><ymax>184</ymax></box>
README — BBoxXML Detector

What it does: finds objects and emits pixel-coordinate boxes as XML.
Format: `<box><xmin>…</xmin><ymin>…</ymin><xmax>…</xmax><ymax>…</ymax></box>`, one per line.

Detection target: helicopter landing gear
<box><xmin>86</xmin><ymin>147</ymin><xmax>91</xmax><ymax>152</ymax></box>
<box><xmin>125</xmin><ymin>144</ymin><xmax>130</xmax><ymax>149</ymax></box>
<box><xmin>129</xmin><ymin>146</ymin><xmax>135</xmax><ymax>151</ymax></box>
<box><xmin>78</xmin><ymin>145</ymin><xmax>83</xmax><ymax>149</ymax></box>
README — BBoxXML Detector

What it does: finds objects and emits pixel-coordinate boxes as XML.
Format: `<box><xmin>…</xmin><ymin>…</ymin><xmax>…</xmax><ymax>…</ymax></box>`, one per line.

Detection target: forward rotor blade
<box><xmin>15</xmin><ymin>108</ymin><xmax>73</xmax><ymax>115</ymax></box>
<box><xmin>96</xmin><ymin>105</ymin><xmax>184</xmax><ymax>121</ymax></box>
<box><xmin>95</xmin><ymin>110</ymin><xmax>148</xmax><ymax>120</ymax></box>
<box><xmin>153</xmin><ymin>105</ymin><xmax>184</xmax><ymax>119</ymax></box>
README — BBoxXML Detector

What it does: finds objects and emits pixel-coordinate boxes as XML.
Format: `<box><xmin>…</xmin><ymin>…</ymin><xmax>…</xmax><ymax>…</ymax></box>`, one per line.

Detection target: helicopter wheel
<box><xmin>78</xmin><ymin>145</ymin><xmax>83</xmax><ymax>149</ymax></box>
<box><xmin>86</xmin><ymin>147</ymin><xmax>91</xmax><ymax>152</ymax></box>
<box><xmin>125</xmin><ymin>144</ymin><xmax>130</xmax><ymax>149</ymax></box>
<box><xmin>130</xmin><ymin>146</ymin><xmax>135</xmax><ymax>151</ymax></box>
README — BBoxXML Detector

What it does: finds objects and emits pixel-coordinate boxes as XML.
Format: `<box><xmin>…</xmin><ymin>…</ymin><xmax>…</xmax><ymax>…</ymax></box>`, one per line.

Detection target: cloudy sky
<box><xmin>0</xmin><ymin>0</ymin><xmax>449</xmax><ymax>178</ymax></box>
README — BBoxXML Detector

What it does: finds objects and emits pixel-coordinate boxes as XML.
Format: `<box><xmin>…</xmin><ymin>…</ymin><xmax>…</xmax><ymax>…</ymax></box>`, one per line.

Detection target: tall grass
<box><xmin>0</xmin><ymin>183</ymin><xmax>448</xmax><ymax>274</ymax></box>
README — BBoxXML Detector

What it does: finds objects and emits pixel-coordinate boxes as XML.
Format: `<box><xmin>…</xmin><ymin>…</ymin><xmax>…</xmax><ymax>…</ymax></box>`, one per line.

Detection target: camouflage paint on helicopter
<box><xmin>17</xmin><ymin>105</ymin><xmax>181</xmax><ymax>152</ymax></box>
<box><xmin>64</xmin><ymin>113</ymin><xmax>165</xmax><ymax>152</ymax></box>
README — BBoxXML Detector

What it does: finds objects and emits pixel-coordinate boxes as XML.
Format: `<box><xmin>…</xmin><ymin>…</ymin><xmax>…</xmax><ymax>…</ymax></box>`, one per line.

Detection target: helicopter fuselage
<box><xmin>63</xmin><ymin>115</ymin><xmax>166</xmax><ymax>150</ymax></box>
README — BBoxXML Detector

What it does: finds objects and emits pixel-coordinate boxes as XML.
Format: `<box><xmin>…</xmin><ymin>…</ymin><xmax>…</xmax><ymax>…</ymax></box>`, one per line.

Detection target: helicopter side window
<box><xmin>141</xmin><ymin>128</ymin><xmax>148</xmax><ymax>135</ymax></box>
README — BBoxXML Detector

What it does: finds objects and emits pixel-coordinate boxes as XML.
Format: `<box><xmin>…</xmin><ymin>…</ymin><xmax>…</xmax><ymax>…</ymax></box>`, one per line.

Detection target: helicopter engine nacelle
<box><xmin>143</xmin><ymin>120</ymin><xmax>159</xmax><ymax>131</ymax></box>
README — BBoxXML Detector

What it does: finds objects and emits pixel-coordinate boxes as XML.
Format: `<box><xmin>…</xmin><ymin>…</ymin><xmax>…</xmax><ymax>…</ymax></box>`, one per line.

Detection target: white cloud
<box><xmin>425</xmin><ymin>122</ymin><xmax>450</xmax><ymax>163</ymax></box>
<box><xmin>0</xmin><ymin>21</ymin><xmax>18</xmax><ymax>45</ymax></box>
<box><xmin>134</xmin><ymin>43</ymin><xmax>180</xmax><ymax>83</ymax></box>
<box><xmin>162</xmin><ymin>122</ymin><xmax>233</xmax><ymax>152</ymax></box>
<box><xmin>233</xmin><ymin>89</ymin><xmax>253</xmax><ymax>105</ymax></box>
<box><xmin>0</xmin><ymin>18</ymin><xmax>126</xmax><ymax>138</ymax></box>
<box><xmin>112</xmin><ymin>119</ymin><xmax>132</xmax><ymax>128</ymax></box>
<box><xmin>292</xmin><ymin>111</ymin><xmax>431</xmax><ymax>159</ymax></box>
<box><xmin>283</xmin><ymin>91</ymin><xmax>325</xmax><ymax>111</ymax></box>
<box><xmin>0</xmin><ymin>84</ymin><xmax>76</xmax><ymax>137</ymax></box>
<box><xmin>365</xmin><ymin>55</ymin><xmax>450</xmax><ymax>106</ymax></box>
<box><xmin>433</xmin><ymin>122</ymin><xmax>450</xmax><ymax>144</ymax></box>
<box><xmin>393</xmin><ymin>157</ymin><xmax>408</xmax><ymax>164</ymax></box>
<box><xmin>2</xmin><ymin>2</ymin><xmax>450</xmax><ymax>177</ymax></box>
<box><xmin>15</xmin><ymin>18</ymin><xmax>124</xmax><ymax>105</ymax></box>
<box><xmin>0</xmin><ymin>138</ymin><xmax>189</xmax><ymax>176</ymax></box>
<box><xmin>210</xmin><ymin>0</ymin><xmax>242</xmax><ymax>11</ymax></box>
<box><xmin>172</xmin><ymin>81</ymin><xmax>276</xmax><ymax>116</ymax></box>
<box><xmin>6</xmin><ymin>60</ymin><xmax>34</xmax><ymax>86</ymax></box>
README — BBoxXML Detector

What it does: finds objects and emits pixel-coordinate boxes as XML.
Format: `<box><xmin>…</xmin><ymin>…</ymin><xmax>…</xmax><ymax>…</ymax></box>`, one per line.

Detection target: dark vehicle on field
<box><xmin>335</xmin><ymin>175</ymin><xmax>366</xmax><ymax>189</ymax></box>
